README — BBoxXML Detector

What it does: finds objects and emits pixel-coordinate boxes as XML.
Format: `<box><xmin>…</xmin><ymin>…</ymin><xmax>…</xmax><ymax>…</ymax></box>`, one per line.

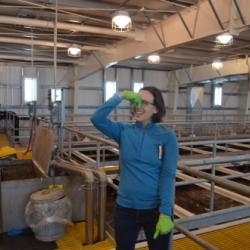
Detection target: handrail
<box><xmin>174</xmin><ymin>223</ymin><xmax>218</xmax><ymax>250</ymax></box>
<box><xmin>65</xmin><ymin>127</ymin><xmax>118</xmax><ymax>148</ymax></box>
<box><xmin>180</xmin><ymin>138</ymin><xmax>250</xmax><ymax>146</ymax></box>
<box><xmin>178</xmin><ymin>156</ymin><xmax>250</xmax><ymax>197</ymax></box>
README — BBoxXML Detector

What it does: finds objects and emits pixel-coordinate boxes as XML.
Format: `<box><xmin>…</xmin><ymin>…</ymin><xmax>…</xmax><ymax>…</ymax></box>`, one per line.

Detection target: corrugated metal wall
<box><xmin>0</xmin><ymin>62</ymin><xmax>247</xmax><ymax>122</ymax></box>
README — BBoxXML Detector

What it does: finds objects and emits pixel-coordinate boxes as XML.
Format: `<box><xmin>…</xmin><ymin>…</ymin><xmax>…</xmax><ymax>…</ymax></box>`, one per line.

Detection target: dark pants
<box><xmin>115</xmin><ymin>204</ymin><xmax>171</xmax><ymax>250</ymax></box>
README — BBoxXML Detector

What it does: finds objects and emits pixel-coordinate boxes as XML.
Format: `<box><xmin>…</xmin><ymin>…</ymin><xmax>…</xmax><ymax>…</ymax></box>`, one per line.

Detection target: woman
<box><xmin>90</xmin><ymin>86</ymin><xmax>178</xmax><ymax>250</ymax></box>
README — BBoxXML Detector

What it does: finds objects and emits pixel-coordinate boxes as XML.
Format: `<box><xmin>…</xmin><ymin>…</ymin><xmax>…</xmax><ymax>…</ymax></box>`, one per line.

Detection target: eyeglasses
<box><xmin>141</xmin><ymin>100</ymin><xmax>154</xmax><ymax>107</ymax></box>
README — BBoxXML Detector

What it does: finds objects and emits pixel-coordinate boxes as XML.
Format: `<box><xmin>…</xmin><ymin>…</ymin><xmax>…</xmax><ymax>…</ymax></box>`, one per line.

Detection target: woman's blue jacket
<box><xmin>90</xmin><ymin>94</ymin><xmax>179</xmax><ymax>216</ymax></box>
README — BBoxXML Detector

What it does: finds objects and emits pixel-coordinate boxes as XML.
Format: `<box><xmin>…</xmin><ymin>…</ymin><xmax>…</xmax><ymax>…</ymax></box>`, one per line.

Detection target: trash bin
<box><xmin>25</xmin><ymin>188</ymin><xmax>72</xmax><ymax>241</ymax></box>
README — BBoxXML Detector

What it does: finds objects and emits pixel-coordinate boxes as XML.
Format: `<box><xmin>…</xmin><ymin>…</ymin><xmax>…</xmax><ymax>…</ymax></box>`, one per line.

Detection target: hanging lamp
<box><xmin>68</xmin><ymin>44</ymin><xmax>81</xmax><ymax>57</ymax></box>
<box><xmin>212</xmin><ymin>60</ymin><xmax>223</xmax><ymax>70</ymax></box>
<box><xmin>147</xmin><ymin>54</ymin><xmax>160</xmax><ymax>64</ymax></box>
<box><xmin>216</xmin><ymin>33</ymin><xmax>233</xmax><ymax>46</ymax></box>
<box><xmin>112</xmin><ymin>10</ymin><xmax>132</xmax><ymax>32</ymax></box>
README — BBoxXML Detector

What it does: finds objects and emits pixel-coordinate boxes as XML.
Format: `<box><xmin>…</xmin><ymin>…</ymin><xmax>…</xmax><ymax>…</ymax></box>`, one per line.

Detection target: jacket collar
<box><xmin>135</xmin><ymin>121</ymin><xmax>156</xmax><ymax>130</ymax></box>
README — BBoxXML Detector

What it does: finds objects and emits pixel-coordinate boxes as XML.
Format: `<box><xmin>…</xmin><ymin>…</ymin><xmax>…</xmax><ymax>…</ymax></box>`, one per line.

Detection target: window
<box><xmin>50</xmin><ymin>88</ymin><xmax>62</xmax><ymax>102</ymax></box>
<box><xmin>24</xmin><ymin>77</ymin><xmax>37</xmax><ymax>102</ymax></box>
<box><xmin>213</xmin><ymin>85</ymin><xmax>222</xmax><ymax>106</ymax></box>
<box><xmin>133</xmin><ymin>82</ymin><xmax>144</xmax><ymax>93</ymax></box>
<box><xmin>105</xmin><ymin>81</ymin><xmax>116</xmax><ymax>101</ymax></box>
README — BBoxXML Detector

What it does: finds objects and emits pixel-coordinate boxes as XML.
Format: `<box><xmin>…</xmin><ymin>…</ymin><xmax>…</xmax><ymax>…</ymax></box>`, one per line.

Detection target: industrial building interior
<box><xmin>0</xmin><ymin>0</ymin><xmax>250</xmax><ymax>249</ymax></box>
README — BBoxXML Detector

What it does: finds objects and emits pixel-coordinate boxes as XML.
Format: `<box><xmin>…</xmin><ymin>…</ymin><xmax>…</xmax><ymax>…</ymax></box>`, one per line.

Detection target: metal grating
<box><xmin>56</xmin><ymin>222</ymin><xmax>115</xmax><ymax>250</ymax></box>
<box><xmin>172</xmin><ymin>222</ymin><xmax>250</xmax><ymax>250</ymax></box>
<box><xmin>57</xmin><ymin>222</ymin><xmax>250</xmax><ymax>250</ymax></box>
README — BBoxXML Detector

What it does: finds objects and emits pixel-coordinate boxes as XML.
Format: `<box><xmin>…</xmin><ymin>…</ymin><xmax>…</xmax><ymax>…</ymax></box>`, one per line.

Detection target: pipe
<box><xmin>0</xmin><ymin>37</ymin><xmax>108</xmax><ymax>52</ymax></box>
<box><xmin>65</xmin><ymin>127</ymin><xmax>118</xmax><ymax>148</ymax></box>
<box><xmin>180</xmin><ymin>154</ymin><xmax>250</xmax><ymax>167</ymax></box>
<box><xmin>0</xmin><ymin>15</ymin><xmax>141</xmax><ymax>40</ymax></box>
<box><xmin>180</xmin><ymin>138</ymin><xmax>250</xmax><ymax>146</ymax></box>
<box><xmin>0</xmin><ymin>168</ymin><xmax>3</xmax><ymax>233</ymax></box>
<box><xmin>174</xmin><ymin>223</ymin><xmax>218</xmax><ymax>250</ymax></box>
<box><xmin>107</xmin><ymin>177</ymin><xmax>119</xmax><ymax>191</ymax></box>
<box><xmin>52</xmin><ymin>160</ymin><xmax>95</xmax><ymax>244</ymax></box>
<box><xmin>178</xmin><ymin>163</ymin><xmax>250</xmax><ymax>197</ymax></box>
<box><xmin>0</xmin><ymin>54</ymin><xmax>85</xmax><ymax>65</ymax></box>
<box><xmin>89</xmin><ymin>168</ymin><xmax>107</xmax><ymax>241</ymax></box>
<box><xmin>72</xmin><ymin>151</ymin><xmax>96</xmax><ymax>164</ymax></box>
<box><xmin>59</xmin><ymin>159</ymin><xmax>107</xmax><ymax>242</ymax></box>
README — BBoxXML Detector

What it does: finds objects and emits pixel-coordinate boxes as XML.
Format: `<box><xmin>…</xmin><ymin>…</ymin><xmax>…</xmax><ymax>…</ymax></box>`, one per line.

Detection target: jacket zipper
<box><xmin>139</xmin><ymin>128</ymin><xmax>146</xmax><ymax>158</ymax></box>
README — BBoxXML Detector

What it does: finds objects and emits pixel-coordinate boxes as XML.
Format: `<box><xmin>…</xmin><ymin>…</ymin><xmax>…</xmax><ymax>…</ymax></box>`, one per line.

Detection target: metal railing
<box><xmin>60</xmin><ymin>128</ymin><xmax>250</xmax><ymax>249</ymax></box>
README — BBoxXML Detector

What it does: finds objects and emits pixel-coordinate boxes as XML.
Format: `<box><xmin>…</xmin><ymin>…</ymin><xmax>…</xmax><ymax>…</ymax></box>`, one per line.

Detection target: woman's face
<box><xmin>132</xmin><ymin>90</ymin><xmax>158</xmax><ymax>125</ymax></box>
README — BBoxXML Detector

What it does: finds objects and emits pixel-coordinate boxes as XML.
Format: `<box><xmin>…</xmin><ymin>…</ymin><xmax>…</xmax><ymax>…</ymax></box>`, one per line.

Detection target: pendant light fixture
<box><xmin>216</xmin><ymin>33</ymin><xmax>233</xmax><ymax>46</ymax></box>
<box><xmin>67</xmin><ymin>44</ymin><xmax>81</xmax><ymax>57</ymax></box>
<box><xmin>147</xmin><ymin>54</ymin><xmax>160</xmax><ymax>64</ymax></box>
<box><xmin>112</xmin><ymin>10</ymin><xmax>132</xmax><ymax>32</ymax></box>
<box><xmin>212</xmin><ymin>60</ymin><xmax>223</xmax><ymax>70</ymax></box>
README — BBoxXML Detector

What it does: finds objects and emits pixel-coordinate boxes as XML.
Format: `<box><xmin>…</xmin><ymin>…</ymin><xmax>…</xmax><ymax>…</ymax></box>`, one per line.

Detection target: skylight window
<box><xmin>105</xmin><ymin>81</ymin><xmax>117</xmax><ymax>101</ymax></box>
<box><xmin>133</xmin><ymin>82</ymin><xmax>144</xmax><ymax>93</ymax></box>
<box><xmin>213</xmin><ymin>85</ymin><xmax>222</xmax><ymax>106</ymax></box>
<box><xmin>24</xmin><ymin>77</ymin><xmax>37</xmax><ymax>103</ymax></box>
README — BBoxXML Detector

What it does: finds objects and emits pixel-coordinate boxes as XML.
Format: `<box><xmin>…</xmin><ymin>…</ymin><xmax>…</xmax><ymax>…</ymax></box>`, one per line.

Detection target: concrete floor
<box><xmin>0</xmin><ymin>229</ymin><xmax>57</xmax><ymax>250</ymax></box>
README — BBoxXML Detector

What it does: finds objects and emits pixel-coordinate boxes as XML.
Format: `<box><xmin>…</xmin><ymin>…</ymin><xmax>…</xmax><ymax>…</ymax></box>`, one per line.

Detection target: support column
<box><xmin>173</xmin><ymin>78</ymin><xmax>179</xmax><ymax>117</ymax></box>
<box><xmin>72</xmin><ymin>66</ymin><xmax>80</xmax><ymax>117</ymax></box>
<box><xmin>238</xmin><ymin>79</ymin><xmax>250</xmax><ymax>127</ymax></box>
<box><xmin>244</xmin><ymin>80</ymin><xmax>250</xmax><ymax>116</ymax></box>
<box><xmin>166</xmin><ymin>72</ymin><xmax>179</xmax><ymax>119</ymax></box>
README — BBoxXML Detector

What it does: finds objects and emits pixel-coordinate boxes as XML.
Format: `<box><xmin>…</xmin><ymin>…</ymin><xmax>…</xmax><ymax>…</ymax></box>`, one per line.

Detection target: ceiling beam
<box><xmin>173</xmin><ymin>57</ymin><xmax>250</xmax><ymax>85</ymax></box>
<box><xmin>12</xmin><ymin>0</ymin><xmax>119</xmax><ymax>10</ymax></box>
<box><xmin>16</xmin><ymin>0</ymin><xmax>111</xmax><ymax>25</ymax></box>
<box><xmin>0</xmin><ymin>36</ymin><xmax>107</xmax><ymax>51</ymax></box>
<box><xmin>0</xmin><ymin>15</ymin><xmax>144</xmax><ymax>40</ymax></box>
<box><xmin>77</xmin><ymin>0</ymin><xmax>250</xmax><ymax>80</ymax></box>
<box><xmin>161</xmin><ymin>52</ymin><xmax>211</xmax><ymax>62</ymax></box>
<box><xmin>0</xmin><ymin>54</ymin><xmax>85</xmax><ymax>64</ymax></box>
<box><xmin>160</xmin><ymin>0</ymin><xmax>188</xmax><ymax>8</ymax></box>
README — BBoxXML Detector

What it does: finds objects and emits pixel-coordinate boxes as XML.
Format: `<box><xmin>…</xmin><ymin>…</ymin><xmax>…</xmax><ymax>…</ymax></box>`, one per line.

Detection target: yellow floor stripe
<box><xmin>0</xmin><ymin>133</ymin><xmax>11</xmax><ymax>147</ymax></box>
<box><xmin>57</xmin><ymin>222</ymin><xmax>250</xmax><ymax>250</ymax></box>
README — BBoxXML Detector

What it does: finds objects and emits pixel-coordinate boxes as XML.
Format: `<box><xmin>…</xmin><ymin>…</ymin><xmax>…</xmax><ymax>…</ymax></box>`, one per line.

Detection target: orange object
<box><xmin>0</xmin><ymin>146</ymin><xmax>16</xmax><ymax>158</ymax></box>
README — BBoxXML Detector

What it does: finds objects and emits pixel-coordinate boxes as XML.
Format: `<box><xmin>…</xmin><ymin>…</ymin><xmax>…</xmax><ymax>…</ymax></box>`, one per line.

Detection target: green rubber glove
<box><xmin>123</xmin><ymin>90</ymin><xmax>142</xmax><ymax>108</ymax></box>
<box><xmin>153</xmin><ymin>214</ymin><xmax>174</xmax><ymax>239</ymax></box>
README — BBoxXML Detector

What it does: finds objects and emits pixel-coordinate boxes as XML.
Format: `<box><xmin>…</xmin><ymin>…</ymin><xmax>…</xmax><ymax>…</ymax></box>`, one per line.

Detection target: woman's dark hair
<box><xmin>140</xmin><ymin>86</ymin><xmax>166</xmax><ymax>123</ymax></box>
